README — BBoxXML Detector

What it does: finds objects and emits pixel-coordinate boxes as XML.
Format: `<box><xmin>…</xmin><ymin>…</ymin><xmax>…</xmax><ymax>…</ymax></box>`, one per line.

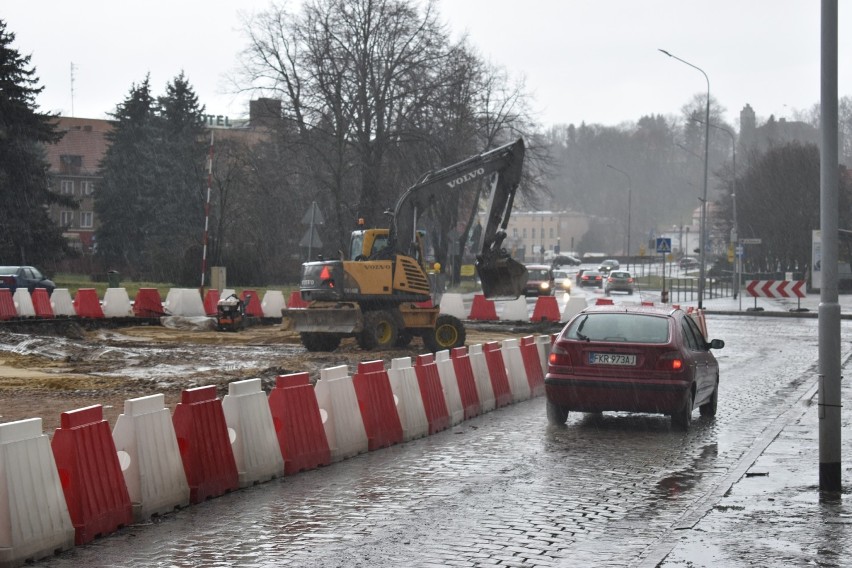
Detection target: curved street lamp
<box><xmin>605</xmin><ymin>164</ymin><xmax>632</xmax><ymax>270</ymax></box>
<box><xmin>659</xmin><ymin>48</ymin><xmax>711</xmax><ymax>310</ymax></box>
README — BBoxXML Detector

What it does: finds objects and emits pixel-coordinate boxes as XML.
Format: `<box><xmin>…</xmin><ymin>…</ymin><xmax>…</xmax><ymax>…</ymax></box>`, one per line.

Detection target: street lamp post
<box><xmin>660</xmin><ymin>48</ymin><xmax>711</xmax><ymax>310</ymax></box>
<box><xmin>606</xmin><ymin>164</ymin><xmax>632</xmax><ymax>271</ymax></box>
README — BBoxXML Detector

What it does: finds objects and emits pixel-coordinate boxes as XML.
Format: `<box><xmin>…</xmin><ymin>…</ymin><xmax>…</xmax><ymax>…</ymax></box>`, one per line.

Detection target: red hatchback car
<box><xmin>544</xmin><ymin>305</ymin><xmax>724</xmax><ymax>429</ymax></box>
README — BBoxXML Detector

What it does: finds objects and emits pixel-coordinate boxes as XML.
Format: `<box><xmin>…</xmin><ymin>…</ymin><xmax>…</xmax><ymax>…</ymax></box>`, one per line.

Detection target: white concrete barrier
<box><xmin>499</xmin><ymin>297</ymin><xmax>528</xmax><ymax>321</ymax></box>
<box><xmin>388</xmin><ymin>357</ymin><xmax>429</xmax><ymax>441</ymax></box>
<box><xmin>163</xmin><ymin>288</ymin><xmax>206</xmax><ymax>317</ymax></box>
<box><xmin>112</xmin><ymin>394</ymin><xmax>190</xmax><ymax>522</ymax></box>
<box><xmin>501</xmin><ymin>338</ymin><xmax>531</xmax><ymax>402</ymax></box>
<box><xmin>438</xmin><ymin>293</ymin><xmax>467</xmax><ymax>319</ymax></box>
<box><xmin>12</xmin><ymin>289</ymin><xmax>35</xmax><ymax>317</ymax></box>
<box><xmin>0</xmin><ymin>418</ymin><xmax>75</xmax><ymax>566</ymax></box>
<box><xmin>102</xmin><ymin>288</ymin><xmax>133</xmax><ymax>318</ymax></box>
<box><xmin>222</xmin><ymin>379</ymin><xmax>285</xmax><ymax>487</ymax></box>
<box><xmin>316</xmin><ymin>365</ymin><xmax>368</xmax><ymax>462</ymax></box>
<box><xmin>562</xmin><ymin>295</ymin><xmax>587</xmax><ymax>322</ymax></box>
<box><xmin>261</xmin><ymin>290</ymin><xmax>286</xmax><ymax>317</ymax></box>
<box><xmin>50</xmin><ymin>289</ymin><xmax>76</xmax><ymax>316</ymax></box>
<box><xmin>435</xmin><ymin>350</ymin><xmax>464</xmax><ymax>425</ymax></box>
<box><xmin>468</xmin><ymin>344</ymin><xmax>495</xmax><ymax>413</ymax></box>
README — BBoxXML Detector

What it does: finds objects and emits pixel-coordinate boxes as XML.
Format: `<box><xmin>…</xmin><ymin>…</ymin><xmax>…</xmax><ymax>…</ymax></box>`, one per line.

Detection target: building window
<box><xmin>80</xmin><ymin>211</ymin><xmax>93</xmax><ymax>228</ymax></box>
<box><xmin>60</xmin><ymin>154</ymin><xmax>82</xmax><ymax>175</ymax></box>
<box><xmin>60</xmin><ymin>180</ymin><xmax>74</xmax><ymax>195</ymax></box>
<box><xmin>550</xmin><ymin>228</ymin><xmax>555</xmax><ymax>238</ymax></box>
<box><xmin>532</xmin><ymin>228</ymin><xmax>536</xmax><ymax>239</ymax></box>
<box><xmin>60</xmin><ymin>211</ymin><xmax>74</xmax><ymax>227</ymax></box>
<box><xmin>512</xmin><ymin>228</ymin><xmax>518</xmax><ymax>237</ymax></box>
<box><xmin>81</xmin><ymin>181</ymin><xmax>95</xmax><ymax>196</ymax></box>
<box><xmin>522</xmin><ymin>228</ymin><xmax>527</xmax><ymax>238</ymax></box>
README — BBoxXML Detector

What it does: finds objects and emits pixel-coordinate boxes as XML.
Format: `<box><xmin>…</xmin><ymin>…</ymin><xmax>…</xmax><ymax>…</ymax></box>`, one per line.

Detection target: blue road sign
<box><xmin>656</xmin><ymin>237</ymin><xmax>672</xmax><ymax>254</ymax></box>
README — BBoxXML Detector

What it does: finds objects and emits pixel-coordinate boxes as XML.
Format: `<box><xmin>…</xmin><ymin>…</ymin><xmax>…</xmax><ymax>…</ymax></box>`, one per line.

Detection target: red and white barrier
<box><xmin>12</xmin><ymin>289</ymin><xmax>35</xmax><ymax>317</ymax></box>
<box><xmin>134</xmin><ymin>288</ymin><xmax>165</xmax><ymax>318</ymax></box>
<box><xmin>240</xmin><ymin>290</ymin><xmax>264</xmax><ymax>318</ymax></box>
<box><xmin>0</xmin><ymin>288</ymin><xmax>16</xmax><ymax>320</ymax></box>
<box><xmin>0</xmin><ymin>418</ymin><xmax>75</xmax><ymax>566</ymax></box>
<box><xmin>468</xmin><ymin>294</ymin><xmax>498</xmax><ymax>321</ymax></box>
<box><xmin>531</xmin><ymin>295</ymin><xmax>560</xmax><ymax>322</ymax></box>
<box><xmin>482</xmin><ymin>342</ymin><xmax>513</xmax><ymax>408</ymax></box>
<box><xmin>451</xmin><ymin>347</ymin><xmax>482</xmax><ymax>420</ymax></box>
<box><xmin>439</xmin><ymin>293</ymin><xmax>467</xmax><ymax>320</ymax></box>
<box><xmin>413</xmin><ymin>354</ymin><xmax>451</xmax><ymax>434</ymax></box>
<box><xmin>519</xmin><ymin>336</ymin><xmax>545</xmax><ymax>398</ymax></box>
<box><xmin>102</xmin><ymin>288</ymin><xmax>133</xmax><ymax>318</ymax></box>
<box><xmin>51</xmin><ymin>289</ymin><xmax>76</xmax><ymax>317</ymax></box>
<box><xmin>501</xmin><ymin>338</ymin><xmax>531</xmax><ymax>402</ymax></box>
<box><xmin>435</xmin><ymin>350</ymin><xmax>464</xmax><ymax>425</ymax></box>
<box><xmin>31</xmin><ymin>288</ymin><xmax>54</xmax><ymax>318</ymax></box>
<box><xmin>202</xmin><ymin>288</ymin><xmax>220</xmax><ymax>316</ymax></box>
<box><xmin>261</xmin><ymin>290</ymin><xmax>286</xmax><ymax>317</ymax></box>
<box><xmin>388</xmin><ymin>357</ymin><xmax>429</xmax><ymax>442</ymax></box>
<box><xmin>112</xmin><ymin>394</ymin><xmax>190</xmax><ymax>522</ymax></box>
<box><xmin>73</xmin><ymin>288</ymin><xmax>104</xmax><ymax>318</ymax></box>
<box><xmin>51</xmin><ymin>405</ymin><xmax>133</xmax><ymax>545</ymax></box>
<box><xmin>268</xmin><ymin>373</ymin><xmax>331</xmax><ymax>474</ymax></box>
<box><xmin>172</xmin><ymin>386</ymin><xmax>239</xmax><ymax>504</ymax></box>
<box><xmin>535</xmin><ymin>335</ymin><xmax>551</xmax><ymax>376</ymax></box>
<box><xmin>222</xmin><ymin>378</ymin><xmax>285</xmax><ymax>487</ymax></box>
<box><xmin>499</xmin><ymin>297</ymin><xmax>528</xmax><ymax>321</ymax></box>
<box><xmin>353</xmin><ymin>361</ymin><xmax>404</xmax><ymax>451</ymax></box>
<box><xmin>745</xmin><ymin>280</ymin><xmax>806</xmax><ymax>298</ymax></box>
<box><xmin>467</xmin><ymin>344</ymin><xmax>496</xmax><ymax>413</ymax></box>
<box><xmin>316</xmin><ymin>365</ymin><xmax>368</xmax><ymax>462</ymax></box>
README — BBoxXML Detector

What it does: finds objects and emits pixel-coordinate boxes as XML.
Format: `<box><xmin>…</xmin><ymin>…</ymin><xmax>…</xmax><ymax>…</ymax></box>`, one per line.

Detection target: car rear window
<box><xmin>565</xmin><ymin>313</ymin><xmax>670</xmax><ymax>343</ymax></box>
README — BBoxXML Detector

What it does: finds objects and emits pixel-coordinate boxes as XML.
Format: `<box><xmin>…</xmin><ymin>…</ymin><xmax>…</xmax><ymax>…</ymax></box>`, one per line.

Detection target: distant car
<box><xmin>679</xmin><ymin>257</ymin><xmax>699</xmax><ymax>270</ymax></box>
<box><xmin>544</xmin><ymin>305</ymin><xmax>725</xmax><ymax>429</ymax></box>
<box><xmin>0</xmin><ymin>265</ymin><xmax>55</xmax><ymax>295</ymax></box>
<box><xmin>551</xmin><ymin>255</ymin><xmax>582</xmax><ymax>268</ymax></box>
<box><xmin>578</xmin><ymin>269</ymin><xmax>604</xmax><ymax>288</ymax></box>
<box><xmin>605</xmin><ymin>270</ymin><xmax>635</xmax><ymax>295</ymax></box>
<box><xmin>552</xmin><ymin>269</ymin><xmax>573</xmax><ymax>293</ymax></box>
<box><xmin>598</xmin><ymin>259</ymin><xmax>620</xmax><ymax>274</ymax></box>
<box><xmin>524</xmin><ymin>264</ymin><xmax>555</xmax><ymax>296</ymax></box>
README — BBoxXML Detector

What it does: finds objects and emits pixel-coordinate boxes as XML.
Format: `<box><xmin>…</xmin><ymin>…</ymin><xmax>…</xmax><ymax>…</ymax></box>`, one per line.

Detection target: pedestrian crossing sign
<box><xmin>656</xmin><ymin>237</ymin><xmax>672</xmax><ymax>254</ymax></box>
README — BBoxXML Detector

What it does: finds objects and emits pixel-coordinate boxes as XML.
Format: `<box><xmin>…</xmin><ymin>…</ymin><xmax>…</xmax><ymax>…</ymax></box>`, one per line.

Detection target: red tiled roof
<box><xmin>44</xmin><ymin>116</ymin><xmax>114</xmax><ymax>176</ymax></box>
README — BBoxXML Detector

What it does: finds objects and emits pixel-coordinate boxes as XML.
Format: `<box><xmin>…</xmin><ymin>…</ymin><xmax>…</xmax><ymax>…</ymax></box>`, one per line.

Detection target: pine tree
<box><xmin>0</xmin><ymin>19</ymin><xmax>72</xmax><ymax>264</ymax></box>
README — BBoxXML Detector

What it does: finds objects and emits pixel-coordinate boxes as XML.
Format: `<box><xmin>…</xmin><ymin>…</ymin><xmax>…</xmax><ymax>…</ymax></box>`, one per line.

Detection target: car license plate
<box><xmin>589</xmin><ymin>352</ymin><xmax>636</xmax><ymax>366</ymax></box>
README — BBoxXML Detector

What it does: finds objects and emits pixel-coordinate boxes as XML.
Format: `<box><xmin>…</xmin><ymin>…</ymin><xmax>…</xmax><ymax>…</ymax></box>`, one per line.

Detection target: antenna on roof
<box><xmin>70</xmin><ymin>62</ymin><xmax>76</xmax><ymax>117</ymax></box>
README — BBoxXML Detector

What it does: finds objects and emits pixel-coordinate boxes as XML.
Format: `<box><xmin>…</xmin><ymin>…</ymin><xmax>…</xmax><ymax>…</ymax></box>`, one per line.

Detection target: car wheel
<box><xmin>672</xmin><ymin>388</ymin><xmax>694</xmax><ymax>430</ymax></box>
<box><xmin>700</xmin><ymin>379</ymin><xmax>719</xmax><ymax>417</ymax></box>
<box><xmin>546</xmin><ymin>400</ymin><xmax>568</xmax><ymax>425</ymax></box>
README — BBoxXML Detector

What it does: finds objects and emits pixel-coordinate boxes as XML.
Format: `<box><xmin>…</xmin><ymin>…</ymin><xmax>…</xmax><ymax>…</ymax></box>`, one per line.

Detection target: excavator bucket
<box><xmin>476</xmin><ymin>254</ymin><xmax>528</xmax><ymax>300</ymax></box>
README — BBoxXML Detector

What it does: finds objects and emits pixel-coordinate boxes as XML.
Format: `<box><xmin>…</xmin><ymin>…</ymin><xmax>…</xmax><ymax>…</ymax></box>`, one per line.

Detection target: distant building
<box><xmin>501</xmin><ymin>210</ymin><xmax>590</xmax><ymax>263</ymax></box>
<box><xmin>739</xmin><ymin>103</ymin><xmax>819</xmax><ymax>154</ymax></box>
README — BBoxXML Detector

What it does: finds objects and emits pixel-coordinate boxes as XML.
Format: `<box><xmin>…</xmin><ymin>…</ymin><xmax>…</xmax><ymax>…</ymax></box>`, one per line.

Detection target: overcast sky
<box><xmin>3</xmin><ymin>1</ymin><xmax>848</xmax><ymax>128</ymax></box>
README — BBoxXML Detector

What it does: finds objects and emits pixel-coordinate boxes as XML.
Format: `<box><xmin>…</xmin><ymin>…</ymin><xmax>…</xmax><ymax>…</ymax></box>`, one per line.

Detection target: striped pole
<box><xmin>200</xmin><ymin>130</ymin><xmax>214</xmax><ymax>291</ymax></box>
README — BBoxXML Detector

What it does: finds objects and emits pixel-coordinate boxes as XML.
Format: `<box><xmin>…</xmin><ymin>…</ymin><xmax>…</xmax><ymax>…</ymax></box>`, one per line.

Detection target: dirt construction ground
<box><xmin>0</xmin><ymin>319</ymin><xmax>540</xmax><ymax>436</ymax></box>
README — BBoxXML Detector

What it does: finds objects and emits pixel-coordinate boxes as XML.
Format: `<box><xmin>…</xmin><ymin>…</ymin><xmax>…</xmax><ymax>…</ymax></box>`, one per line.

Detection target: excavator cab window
<box><xmin>349</xmin><ymin>232</ymin><xmax>365</xmax><ymax>260</ymax></box>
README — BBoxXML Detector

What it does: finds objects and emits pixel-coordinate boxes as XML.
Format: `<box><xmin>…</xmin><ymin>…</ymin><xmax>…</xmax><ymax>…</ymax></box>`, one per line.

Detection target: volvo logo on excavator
<box><xmin>446</xmin><ymin>167</ymin><xmax>486</xmax><ymax>188</ymax></box>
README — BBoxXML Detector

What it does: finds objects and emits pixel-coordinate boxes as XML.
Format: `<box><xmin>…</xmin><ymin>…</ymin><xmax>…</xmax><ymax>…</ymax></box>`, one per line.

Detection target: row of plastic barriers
<box><xmin>0</xmin><ymin>335</ymin><xmax>553</xmax><ymax>567</ymax></box>
<box><xmin>440</xmin><ymin>293</ymin><xmax>588</xmax><ymax>323</ymax></box>
<box><xmin>0</xmin><ymin>287</ymin><xmax>288</xmax><ymax>320</ymax></box>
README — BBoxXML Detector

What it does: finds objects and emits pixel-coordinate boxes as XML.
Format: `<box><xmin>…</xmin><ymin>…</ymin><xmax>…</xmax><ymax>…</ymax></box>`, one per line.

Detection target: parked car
<box><xmin>679</xmin><ymin>257</ymin><xmax>699</xmax><ymax>270</ymax></box>
<box><xmin>605</xmin><ymin>270</ymin><xmax>635</xmax><ymax>295</ymax></box>
<box><xmin>524</xmin><ymin>264</ymin><xmax>555</xmax><ymax>297</ymax></box>
<box><xmin>551</xmin><ymin>255</ymin><xmax>582</xmax><ymax>268</ymax></box>
<box><xmin>0</xmin><ymin>266</ymin><xmax>56</xmax><ymax>295</ymax></box>
<box><xmin>544</xmin><ymin>305</ymin><xmax>725</xmax><ymax>429</ymax></box>
<box><xmin>552</xmin><ymin>269</ymin><xmax>573</xmax><ymax>293</ymax></box>
<box><xmin>578</xmin><ymin>269</ymin><xmax>604</xmax><ymax>288</ymax></box>
<box><xmin>598</xmin><ymin>259</ymin><xmax>620</xmax><ymax>274</ymax></box>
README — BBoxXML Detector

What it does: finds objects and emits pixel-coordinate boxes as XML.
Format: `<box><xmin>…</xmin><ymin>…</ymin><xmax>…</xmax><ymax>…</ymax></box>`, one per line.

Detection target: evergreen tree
<box><xmin>0</xmin><ymin>19</ymin><xmax>72</xmax><ymax>264</ymax></box>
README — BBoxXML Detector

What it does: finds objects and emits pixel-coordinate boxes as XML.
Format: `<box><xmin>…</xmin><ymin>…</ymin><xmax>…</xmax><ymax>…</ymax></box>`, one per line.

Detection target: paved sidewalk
<box><xmin>647</xmin><ymin>292</ymin><xmax>852</xmax><ymax>566</ymax></box>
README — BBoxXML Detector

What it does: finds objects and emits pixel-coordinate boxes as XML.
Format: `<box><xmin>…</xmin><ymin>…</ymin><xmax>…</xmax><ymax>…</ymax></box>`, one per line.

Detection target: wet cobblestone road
<box><xmin>38</xmin><ymin>315</ymin><xmax>847</xmax><ymax>567</ymax></box>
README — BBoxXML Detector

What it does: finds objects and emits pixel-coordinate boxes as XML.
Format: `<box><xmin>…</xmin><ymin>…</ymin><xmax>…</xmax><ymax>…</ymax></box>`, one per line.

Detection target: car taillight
<box><xmin>628</xmin><ymin>277</ymin><xmax>634</xmax><ymax>283</ymax></box>
<box><xmin>548</xmin><ymin>345</ymin><xmax>573</xmax><ymax>369</ymax></box>
<box><xmin>607</xmin><ymin>276</ymin><xmax>614</xmax><ymax>283</ymax></box>
<box><xmin>656</xmin><ymin>351</ymin><xmax>685</xmax><ymax>372</ymax></box>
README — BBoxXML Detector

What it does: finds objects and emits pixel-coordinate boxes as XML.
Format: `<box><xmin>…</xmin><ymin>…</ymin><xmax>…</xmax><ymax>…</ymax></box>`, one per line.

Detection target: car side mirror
<box><xmin>708</xmin><ymin>339</ymin><xmax>725</xmax><ymax>350</ymax></box>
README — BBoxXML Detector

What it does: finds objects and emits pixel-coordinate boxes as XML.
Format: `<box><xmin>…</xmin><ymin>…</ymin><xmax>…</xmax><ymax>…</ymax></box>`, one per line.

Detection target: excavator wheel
<box><xmin>357</xmin><ymin>310</ymin><xmax>399</xmax><ymax>350</ymax></box>
<box><xmin>423</xmin><ymin>314</ymin><xmax>466</xmax><ymax>352</ymax></box>
<box><xmin>300</xmin><ymin>332</ymin><xmax>342</xmax><ymax>352</ymax></box>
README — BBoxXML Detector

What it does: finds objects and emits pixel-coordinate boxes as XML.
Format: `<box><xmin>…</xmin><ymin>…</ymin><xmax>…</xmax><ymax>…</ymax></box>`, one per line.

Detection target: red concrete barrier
<box><xmin>31</xmin><ymin>288</ymin><xmax>54</xmax><ymax>318</ymax></box>
<box><xmin>73</xmin><ymin>288</ymin><xmax>104</xmax><ymax>318</ymax></box>
<box><xmin>468</xmin><ymin>294</ymin><xmax>498</xmax><ymax>321</ymax></box>
<box><xmin>353</xmin><ymin>361</ymin><xmax>403</xmax><ymax>450</ymax></box>
<box><xmin>520</xmin><ymin>336</ymin><xmax>545</xmax><ymax>397</ymax></box>
<box><xmin>413</xmin><ymin>354</ymin><xmax>451</xmax><ymax>434</ymax></box>
<box><xmin>172</xmin><ymin>385</ymin><xmax>239</xmax><ymax>504</ymax></box>
<box><xmin>0</xmin><ymin>288</ymin><xmax>15</xmax><ymax>320</ymax></box>
<box><xmin>288</xmin><ymin>291</ymin><xmax>309</xmax><ymax>308</ymax></box>
<box><xmin>641</xmin><ymin>301</ymin><xmax>654</xmax><ymax>306</ymax></box>
<box><xmin>451</xmin><ymin>347</ymin><xmax>481</xmax><ymax>419</ymax></box>
<box><xmin>268</xmin><ymin>373</ymin><xmax>331</xmax><ymax>474</ymax></box>
<box><xmin>531</xmin><ymin>295</ymin><xmax>560</xmax><ymax>322</ymax></box>
<box><xmin>482</xmin><ymin>342</ymin><xmax>513</xmax><ymax>407</ymax></box>
<box><xmin>134</xmin><ymin>288</ymin><xmax>166</xmax><ymax>317</ymax></box>
<box><xmin>241</xmin><ymin>290</ymin><xmax>263</xmax><ymax>317</ymax></box>
<box><xmin>595</xmin><ymin>298</ymin><xmax>614</xmax><ymax>306</ymax></box>
<box><xmin>51</xmin><ymin>405</ymin><xmax>133</xmax><ymax>545</ymax></box>
<box><xmin>202</xmin><ymin>289</ymin><xmax>220</xmax><ymax>316</ymax></box>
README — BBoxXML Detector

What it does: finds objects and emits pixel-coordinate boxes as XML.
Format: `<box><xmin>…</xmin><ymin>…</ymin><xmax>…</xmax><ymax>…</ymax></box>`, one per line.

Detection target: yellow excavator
<box><xmin>282</xmin><ymin>138</ymin><xmax>527</xmax><ymax>351</ymax></box>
